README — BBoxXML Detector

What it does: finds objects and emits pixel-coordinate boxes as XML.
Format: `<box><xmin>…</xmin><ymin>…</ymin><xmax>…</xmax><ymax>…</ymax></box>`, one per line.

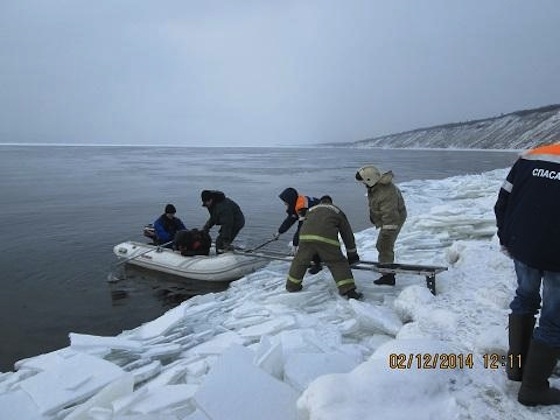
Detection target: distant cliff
<box><xmin>345</xmin><ymin>104</ymin><xmax>560</xmax><ymax>149</ymax></box>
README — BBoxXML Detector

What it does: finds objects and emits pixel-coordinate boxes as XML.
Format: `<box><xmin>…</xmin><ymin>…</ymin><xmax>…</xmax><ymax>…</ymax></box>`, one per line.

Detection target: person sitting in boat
<box><xmin>273</xmin><ymin>187</ymin><xmax>323</xmax><ymax>274</ymax></box>
<box><xmin>201</xmin><ymin>190</ymin><xmax>245</xmax><ymax>253</ymax></box>
<box><xmin>153</xmin><ymin>204</ymin><xmax>186</xmax><ymax>247</ymax></box>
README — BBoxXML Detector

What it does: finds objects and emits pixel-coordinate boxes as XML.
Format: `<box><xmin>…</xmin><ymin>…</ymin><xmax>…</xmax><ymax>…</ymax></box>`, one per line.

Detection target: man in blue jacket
<box><xmin>153</xmin><ymin>204</ymin><xmax>186</xmax><ymax>247</ymax></box>
<box><xmin>494</xmin><ymin>143</ymin><xmax>560</xmax><ymax>406</ymax></box>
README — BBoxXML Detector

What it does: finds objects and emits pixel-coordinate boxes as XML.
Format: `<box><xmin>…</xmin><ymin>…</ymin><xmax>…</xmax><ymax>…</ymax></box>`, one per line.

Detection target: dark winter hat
<box><xmin>279</xmin><ymin>187</ymin><xmax>298</xmax><ymax>206</ymax></box>
<box><xmin>201</xmin><ymin>190</ymin><xmax>213</xmax><ymax>202</ymax></box>
<box><xmin>165</xmin><ymin>204</ymin><xmax>176</xmax><ymax>214</ymax></box>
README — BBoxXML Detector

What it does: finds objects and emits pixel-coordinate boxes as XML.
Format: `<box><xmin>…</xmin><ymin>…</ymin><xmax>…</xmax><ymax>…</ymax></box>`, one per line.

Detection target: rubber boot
<box><xmin>374</xmin><ymin>273</ymin><xmax>395</xmax><ymax>286</ymax></box>
<box><xmin>308</xmin><ymin>254</ymin><xmax>323</xmax><ymax>274</ymax></box>
<box><xmin>518</xmin><ymin>339</ymin><xmax>560</xmax><ymax>406</ymax></box>
<box><xmin>343</xmin><ymin>289</ymin><xmax>363</xmax><ymax>300</ymax></box>
<box><xmin>307</xmin><ymin>263</ymin><xmax>323</xmax><ymax>275</ymax></box>
<box><xmin>507</xmin><ymin>314</ymin><xmax>535</xmax><ymax>381</ymax></box>
<box><xmin>285</xmin><ymin>279</ymin><xmax>303</xmax><ymax>293</ymax></box>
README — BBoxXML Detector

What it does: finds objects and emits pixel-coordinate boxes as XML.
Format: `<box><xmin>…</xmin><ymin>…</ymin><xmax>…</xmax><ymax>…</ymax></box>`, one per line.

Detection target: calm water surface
<box><xmin>0</xmin><ymin>146</ymin><xmax>518</xmax><ymax>371</ymax></box>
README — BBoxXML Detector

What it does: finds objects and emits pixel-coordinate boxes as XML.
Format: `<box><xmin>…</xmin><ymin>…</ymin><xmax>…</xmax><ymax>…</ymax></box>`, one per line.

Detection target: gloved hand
<box><xmin>347</xmin><ymin>252</ymin><xmax>360</xmax><ymax>265</ymax></box>
<box><xmin>272</xmin><ymin>232</ymin><xmax>280</xmax><ymax>240</ymax></box>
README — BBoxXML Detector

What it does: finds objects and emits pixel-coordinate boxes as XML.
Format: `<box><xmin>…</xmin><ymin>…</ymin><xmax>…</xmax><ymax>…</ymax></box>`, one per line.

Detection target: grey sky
<box><xmin>1</xmin><ymin>1</ymin><xmax>559</xmax><ymax>147</ymax></box>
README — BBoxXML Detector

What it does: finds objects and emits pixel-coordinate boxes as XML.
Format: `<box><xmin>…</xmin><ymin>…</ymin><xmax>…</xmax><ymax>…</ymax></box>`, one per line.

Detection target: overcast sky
<box><xmin>1</xmin><ymin>1</ymin><xmax>559</xmax><ymax>147</ymax></box>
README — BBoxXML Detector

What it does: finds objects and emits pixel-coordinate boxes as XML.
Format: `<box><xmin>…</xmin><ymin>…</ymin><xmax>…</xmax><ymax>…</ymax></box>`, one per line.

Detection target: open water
<box><xmin>0</xmin><ymin>145</ymin><xmax>518</xmax><ymax>372</ymax></box>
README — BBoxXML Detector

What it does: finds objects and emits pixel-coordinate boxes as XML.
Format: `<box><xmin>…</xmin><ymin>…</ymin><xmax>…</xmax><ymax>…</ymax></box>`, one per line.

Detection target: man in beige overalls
<box><xmin>355</xmin><ymin>165</ymin><xmax>407</xmax><ymax>286</ymax></box>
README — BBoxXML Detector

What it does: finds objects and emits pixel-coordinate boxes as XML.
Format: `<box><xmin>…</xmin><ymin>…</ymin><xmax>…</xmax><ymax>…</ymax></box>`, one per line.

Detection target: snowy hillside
<box><xmin>347</xmin><ymin>104</ymin><xmax>560</xmax><ymax>149</ymax></box>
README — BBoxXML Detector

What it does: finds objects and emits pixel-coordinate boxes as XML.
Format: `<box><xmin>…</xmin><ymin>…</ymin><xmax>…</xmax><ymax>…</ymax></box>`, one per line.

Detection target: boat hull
<box><xmin>113</xmin><ymin>241</ymin><xmax>268</xmax><ymax>282</ymax></box>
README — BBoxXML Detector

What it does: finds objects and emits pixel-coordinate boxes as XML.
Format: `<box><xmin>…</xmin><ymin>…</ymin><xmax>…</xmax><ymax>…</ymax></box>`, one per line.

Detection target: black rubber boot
<box><xmin>374</xmin><ymin>273</ymin><xmax>395</xmax><ymax>286</ymax></box>
<box><xmin>343</xmin><ymin>289</ymin><xmax>363</xmax><ymax>300</ymax></box>
<box><xmin>307</xmin><ymin>263</ymin><xmax>323</xmax><ymax>275</ymax></box>
<box><xmin>518</xmin><ymin>339</ymin><xmax>560</xmax><ymax>406</ymax></box>
<box><xmin>507</xmin><ymin>314</ymin><xmax>536</xmax><ymax>381</ymax></box>
<box><xmin>286</xmin><ymin>280</ymin><xmax>303</xmax><ymax>292</ymax></box>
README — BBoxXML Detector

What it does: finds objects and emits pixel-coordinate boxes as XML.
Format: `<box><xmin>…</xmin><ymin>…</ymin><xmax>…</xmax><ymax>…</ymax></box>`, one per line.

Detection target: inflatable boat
<box><xmin>113</xmin><ymin>241</ymin><xmax>269</xmax><ymax>282</ymax></box>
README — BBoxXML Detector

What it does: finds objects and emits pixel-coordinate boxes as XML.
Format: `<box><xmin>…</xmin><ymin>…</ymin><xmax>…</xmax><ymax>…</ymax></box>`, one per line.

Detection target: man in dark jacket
<box><xmin>153</xmin><ymin>203</ymin><xmax>186</xmax><ymax>247</ymax></box>
<box><xmin>274</xmin><ymin>187</ymin><xmax>322</xmax><ymax>274</ymax></box>
<box><xmin>201</xmin><ymin>190</ymin><xmax>245</xmax><ymax>253</ymax></box>
<box><xmin>494</xmin><ymin>143</ymin><xmax>560</xmax><ymax>406</ymax></box>
<box><xmin>286</xmin><ymin>195</ymin><xmax>362</xmax><ymax>300</ymax></box>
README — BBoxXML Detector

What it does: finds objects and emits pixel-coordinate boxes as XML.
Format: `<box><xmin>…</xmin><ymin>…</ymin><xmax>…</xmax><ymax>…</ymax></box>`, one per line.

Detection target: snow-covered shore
<box><xmin>1</xmin><ymin>167</ymin><xmax>559</xmax><ymax>419</ymax></box>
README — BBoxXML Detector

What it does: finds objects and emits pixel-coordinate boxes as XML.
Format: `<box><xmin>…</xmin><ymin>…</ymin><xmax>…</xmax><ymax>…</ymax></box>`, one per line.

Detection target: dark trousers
<box><xmin>286</xmin><ymin>241</ymin><xmax>356</xmax><ymax>295</ymax></box>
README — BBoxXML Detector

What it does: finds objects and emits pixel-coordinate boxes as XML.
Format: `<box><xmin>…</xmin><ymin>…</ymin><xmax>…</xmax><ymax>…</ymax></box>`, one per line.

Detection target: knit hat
<box><xmin>165</xmin><ymin>204</ymin><xmax>176</xmax><ymax>214</ymax></box>
<box><xmin>201</xmin><ymin>190</ymin><xmax>213</xmax><ymax>203</ymax></box>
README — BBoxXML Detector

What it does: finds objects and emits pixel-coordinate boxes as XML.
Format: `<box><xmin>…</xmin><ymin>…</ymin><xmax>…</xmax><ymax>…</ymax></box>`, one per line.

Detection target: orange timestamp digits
<box><xmin>388</xmin><ymin>353</ymin><xmax>475</xmax><ymax>369</ymax></box>
<box><xmin>483</xmin><ymin>353</ymin><xmax>521</xmax><ymax>369</ymax></box>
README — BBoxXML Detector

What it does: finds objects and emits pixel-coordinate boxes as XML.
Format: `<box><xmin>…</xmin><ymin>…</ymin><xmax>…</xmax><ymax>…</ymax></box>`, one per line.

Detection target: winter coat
<box><xmin>202</xmin><ymin>191</ymin><xmax>245</xmax><ymax>244</ymax></box>
<box><xmin>366</xmin><ymin>171</ymin><xmax>407</xmax><ymax>230</ymax></box>
<box><xmin>277</xmin><ymin>187</ymin><xmax>320</xmax><ymax>246</ymax></box>
<box><xmin>153</xmin><ymin>214</ymin><xmax>186</xmax><ymax>244</ymax></box>
<box><xmin>494</xmin><ymin>144</ymin><xmax>560</xmax><ymax>271</ymax></box>
<box><xmin>299</xmin><ymin>203</ymin><xmax>357</xmax><ymax>255</ymax></box>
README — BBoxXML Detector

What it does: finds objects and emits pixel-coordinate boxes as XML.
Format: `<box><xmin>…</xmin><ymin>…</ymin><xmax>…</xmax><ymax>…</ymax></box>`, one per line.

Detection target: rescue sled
<box><xmin>233</xmin><ymin>249</ymin><xmax>447</xmax><ymax>295</ymax></box>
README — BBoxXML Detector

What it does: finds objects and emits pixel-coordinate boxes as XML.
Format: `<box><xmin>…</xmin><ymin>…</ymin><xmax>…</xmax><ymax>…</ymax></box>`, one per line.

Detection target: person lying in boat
<box><xmin>174</xmin><ymin>229</ymin><xmax>212</xmax><ymax>256</ymax></box>
<box><xmin>152</xmin><ymin>204</ymin><xmax>186</xmax><ymax>247</ymax></box>
<box><xmin>201</xmin><ymin>190</ymin><xmax>245</xmax><ymax>253</ymax></box>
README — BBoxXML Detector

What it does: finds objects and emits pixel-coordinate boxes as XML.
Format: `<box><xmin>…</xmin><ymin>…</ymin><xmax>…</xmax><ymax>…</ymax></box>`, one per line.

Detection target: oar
<box><xmin>245</xmin><ymin>236</ymin><xmax>280</xmax><ymax>253</ymax></box>
<box><xmin>115</xmin><ymin>240</ymin><xmax>173</xmax><ymax>267</ymax></box>
<box><xmin>233</xmin><ymin>249</ymin><xmax>294</xmax><ymax>262</ymax></box>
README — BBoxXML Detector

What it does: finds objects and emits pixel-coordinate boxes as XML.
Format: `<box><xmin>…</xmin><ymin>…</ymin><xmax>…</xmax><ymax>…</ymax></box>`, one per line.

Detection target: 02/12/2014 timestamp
<box><xmin>388</xmin><ymin>353</ymin><xmax>521</xmax><ymax>370</ymax></box>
